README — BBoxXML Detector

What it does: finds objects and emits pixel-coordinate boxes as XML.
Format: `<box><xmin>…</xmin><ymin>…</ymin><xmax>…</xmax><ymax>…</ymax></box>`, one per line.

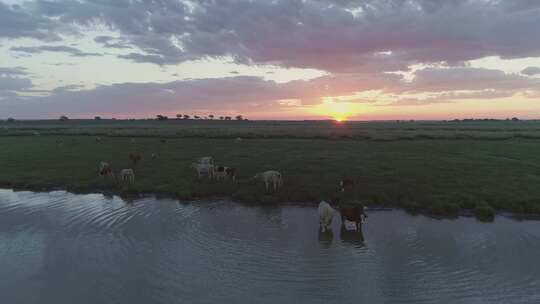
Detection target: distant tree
<box><xmin>156</xmin><ymin>115</ymin><xmax>168</xmax><ymax>120</ymax></box>
<box><xmin>511</xmin><ymin>117</ymin><xmax>520</xmax><ymax>121</ymax></box>
<box><xmin>183</xmin><ymin>115</ymin><xmax>190</xmax><ymax>120</ymax></box>
<box><xmin>235</xmin><ymin>115</ymin><xmax>243</xmax><ymax>121</ymax></box>
<box><xmin>219</xmin><ymin>116</ymin><xmax>224</xmax><ymax>120</ymax></box>
<box><xmin>94</xmin><ymin>116</ymin><xmax>102</xmax><ymax>120</ymax></box>
<box><xmin>176</xmin><ymin>114</ymin><xmax>182</xmax><ymax>119</ymax></box>
<box><xmin>224</xmin><ymin>116</ymin><xmax>232</xmax><ymax>120</ymax></box>
<box><xmin>59</xmin><ymin>115</ymin><xmax>69</xmax><ymax>121</ymax></box>
<box><xmin>208</xmin><ymin>114</ymin><xmax>214</xmax><ymax>120</ymax></box>
<box><xmin>194</xmin><ymin>115</ymin><xmax>201</xmax><ymax>119</ymax></box>
<box><xmin>7</xmin><ymin>117</ymin><xmax>15</xmax><ymax>123</ymax></box>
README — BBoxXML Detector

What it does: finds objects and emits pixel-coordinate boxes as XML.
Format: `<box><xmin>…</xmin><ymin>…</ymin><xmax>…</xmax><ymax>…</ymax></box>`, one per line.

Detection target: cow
<box><xmin>318</xmin><ymin>201</ymin><xmax>334</xmax><ymax>232</ymax></box>
<box><xmin>98</xmin><ymin>161</ymin><xmax>114</xmax><ymax>178</ymax></box>
<box><xmin>151</xmin><ymin>153</ymin><xmax>158</xmax><ymax>159</ymax></box>
<box><xmin>95</xmin><ymin>136</ymin><xmax>102</xmax><ymax>143</ymax></box>
<box><xmin>225</xmin><ymin>167</ymin><xmax>237</xmax><ymax>182</ymax></box>
<box><xmin>254</xmin><ymin>170</ymin><xmax>282</xmax><ymax>192</ymax></box>
<box><xmin>119</xmin><ymin>169</ymin><xmax>135</xmax><ymax>183</ymax></box>
<box><xmin>339</xmin><ymin>178</ymin><xmax>356</xmax><ymax>192</ymax></box>
<box><xmin>214</xmin><ymin>166</ymin><xmax>237</xmax><ymax>181</ymax></box>
<box><xmin>129</xmin><ymin>153</ymin><xmax>142</xmax><ymax>165</ymax></box>
<box><xmin>339</xmin><ymin>205</ymin><xmax>367</xmax><ymax>231</ymax></box>
<box><xmin>192</xmin><ymin>163</ymin><xmax>214</xmax><ymax>179</ymax></box>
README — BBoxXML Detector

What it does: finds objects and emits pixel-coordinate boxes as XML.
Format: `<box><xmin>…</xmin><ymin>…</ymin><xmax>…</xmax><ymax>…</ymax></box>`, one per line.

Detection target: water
<box><xmin>1</xmin><ymin>189</ymin><xmax>539</xmax><ymax>304</ymax></box>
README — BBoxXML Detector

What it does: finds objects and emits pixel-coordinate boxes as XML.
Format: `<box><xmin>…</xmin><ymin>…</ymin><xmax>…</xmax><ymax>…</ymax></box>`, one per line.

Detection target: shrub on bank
<box><xmin>474</xmin><ymin>204</ymin><xmax>495</xmax><ymax>222</ymax></box>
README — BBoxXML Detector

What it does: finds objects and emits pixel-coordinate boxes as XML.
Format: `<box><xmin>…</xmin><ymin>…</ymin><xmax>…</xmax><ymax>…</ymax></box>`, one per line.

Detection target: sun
<box><xmin>311</xmin><ymin>100</ymin><xmax>368</xmax><ymax>121</ymax></box>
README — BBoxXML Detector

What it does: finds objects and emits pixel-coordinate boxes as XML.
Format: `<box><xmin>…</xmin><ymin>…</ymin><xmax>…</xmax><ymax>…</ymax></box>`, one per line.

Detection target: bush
<box><xmin>429</xmin><ymin>201</ymin><xmax>460</xmax><ymax>217</ymax></box>
<box><xmin>474</xmin><ymin>205</ymin><xmax>495</xmax><ymax>222</ymax></box>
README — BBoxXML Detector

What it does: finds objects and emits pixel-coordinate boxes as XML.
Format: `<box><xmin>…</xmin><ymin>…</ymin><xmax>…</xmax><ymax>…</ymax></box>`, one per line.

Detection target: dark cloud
<box><xmin>2</xmin><ymin>65</ymin><xmax>540</xmax><ymax>117</ymax></box>
<box><xmin>0</xmin><ymin>67</ymin><xmax>28</xmax><ymax>76</ymax></box>
<box><xmin>0</xmin><ymin>67</ymin><xmax>32</xmax><ymax>94</ymax></box>
<box><xmin>2</xmin><ymin>0</ymin><xmax>538</xmax><ymax>71</ymax></box>
<box><xmin>94</xmin><ymin>35</ymin><xmax>132</xmax><ymax>49</ymax></box>
<box><xmin>404</xmin><ymin>67</ymin><xmax>540</xmax><ymax>93</ymax></box>
<box><xmin>2</xmin><ymin>76</ymin><xmax>293</xmax><ymax>117</ymax></box>
<box><xmin>522</xmin><ymin>66</ymin><xmax>540</xmax><ymax>76</ymax></box>
<box><xmin>10</xmin><ymin>45</ymin><xmax>101</xmax><ymax>57</ymax></box>
<box><xmin>0</xmin><ymin>76</ymin><xmax>33</xmax><ymax>92</ymax></box>
<box><xmin>0</xmin><ymin>2</ymin><xmax>60</xmax><ymax>40</ymax></box>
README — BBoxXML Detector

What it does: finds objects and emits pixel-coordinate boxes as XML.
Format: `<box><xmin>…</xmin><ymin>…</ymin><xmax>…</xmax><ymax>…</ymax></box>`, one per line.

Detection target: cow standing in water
<box><xmin>318</xmin><ymin>201</ymin><xmax>335</xmax><ymax>232</ymax></box>
<box><xmin>339</xmin><ymin>205</ymin><xmax>367</xmax><ymax>231</ymax></box>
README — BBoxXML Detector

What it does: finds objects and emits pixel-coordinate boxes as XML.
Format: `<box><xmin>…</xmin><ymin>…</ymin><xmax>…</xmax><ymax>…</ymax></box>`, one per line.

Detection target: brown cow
<box><xmin>339</xmin><ymin>178</ymin><xmax>356</xmax><ymax>192</ymax></box>
<box><xmin>225</xmin><ymin>167</ymin><xmax>237</xmax><ymax>182</ymax></box>
<box><xmin>129</xmin><ymin>153</ymin><xmax>142</xmax><ymax>165</ymax></box>
<box><xmin>214</xmin><ymin>166</ymin><xmax>237</xmax><ymax>181</ymax></box>
<box><xmin>340</xmin><ymin>205</ymin><xmax>367</xmax><ymax>231</ymax></box>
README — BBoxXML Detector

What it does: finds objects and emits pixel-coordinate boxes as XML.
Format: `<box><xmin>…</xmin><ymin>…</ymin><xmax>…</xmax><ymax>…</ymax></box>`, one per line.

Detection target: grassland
<box><xmin>2</xmin><ymin>119</ymin><xmax>540</xmax><ymax>220</ymax></box>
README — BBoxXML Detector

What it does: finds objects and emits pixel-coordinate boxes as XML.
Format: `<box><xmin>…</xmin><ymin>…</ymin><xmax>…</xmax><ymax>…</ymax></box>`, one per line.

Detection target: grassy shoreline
<box><xmin>2</xmin><ymin>120</ymin><xmax>540</xmax><ymax>221</ymax></box>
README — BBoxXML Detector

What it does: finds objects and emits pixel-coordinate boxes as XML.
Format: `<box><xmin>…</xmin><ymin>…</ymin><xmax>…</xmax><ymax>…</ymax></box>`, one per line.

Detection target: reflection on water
<box><xmin>339</xmin><ymin>225</ymin><xmax>365</xmax><ymax>247</ymax></box>
<box><xmin>1</xmin><ymin>189</ymin><xmax>540</xmax><ymax>304</ymax></box>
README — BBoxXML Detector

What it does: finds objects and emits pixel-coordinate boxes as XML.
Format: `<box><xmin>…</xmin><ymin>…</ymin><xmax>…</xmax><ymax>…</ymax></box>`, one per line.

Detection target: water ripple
<box><xmin>1</xmin><ymin>189</ymin><xmax>540</xmax><ymax>304</ymax></box>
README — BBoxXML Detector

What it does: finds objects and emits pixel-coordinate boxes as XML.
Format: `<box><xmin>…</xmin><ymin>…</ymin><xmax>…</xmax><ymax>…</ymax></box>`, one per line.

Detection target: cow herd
<box><xmin>97</xmin><ymin>154</ymin><xmax>283</xmax><ymax>193</ymax></box>
<box><xmin>96</xmin><ymin>139</ymin><xmax>366</xmax><ymax>233</ymax></box>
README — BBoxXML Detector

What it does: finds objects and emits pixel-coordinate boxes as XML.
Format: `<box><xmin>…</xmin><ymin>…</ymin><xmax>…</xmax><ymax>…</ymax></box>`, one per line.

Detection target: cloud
<box><xmin>0</xmin><ymin>67</ymin><xmax>32</xmax><ymax>94</ymax></box>
<box><xmin>2</xmin><ymin>0</ymin><xmax>540</xmax><ymax>118</ymax></box>
<box><xmin>0</xmin><ymin>67</ymin><xmax>28</xmax><ymax>76</ymax></box>
<box><xmin>0</xmin><ymin>76</ymin><xmax>33</xmax><ymax>92</ymax></box>
<box><xmin>1</xmin><ymin>0</ymin><xmax>537</xmax><ymax>71</ymax></box>
<box><xmin>10</xmin><ymin>45</ymin><xmax>101</xmax><ymax>57</ymax></box>
<box><xmin>404</xmin><ymin>67</ymin><xmax>540</xmax><ymax>92</ymax></box>
<box><xmin>388</xmin><ymin>89</ymin><xmax>518</xmax><ymax>106</ymax></box>
<box><xmin>0</xmin><ymin>2</ymin><xmax>61</xmax><ymax>40</ymax></box>
<box><xmin>94</xmin><ymin>35</ymin><xmax>132</xmax><ymax>49</ymax></box>
<box><xmin>522</xmin><ymin>66</ymin><xmax>540</xmax><ymax>76</ymax></box>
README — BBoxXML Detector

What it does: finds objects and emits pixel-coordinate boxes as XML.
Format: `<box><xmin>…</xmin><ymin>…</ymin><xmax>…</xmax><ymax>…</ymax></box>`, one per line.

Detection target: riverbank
<box><xmin>1</xmin><ymin>120</ymin><xmax>540</xmax><ymax>221</ymax></box>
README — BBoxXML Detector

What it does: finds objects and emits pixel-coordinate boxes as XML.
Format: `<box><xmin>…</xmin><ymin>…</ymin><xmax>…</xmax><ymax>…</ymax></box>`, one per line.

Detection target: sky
<box><xmin>1</xmin><ymin>0</ymin><xmax>540</xmax><ymax>121</ymax></box>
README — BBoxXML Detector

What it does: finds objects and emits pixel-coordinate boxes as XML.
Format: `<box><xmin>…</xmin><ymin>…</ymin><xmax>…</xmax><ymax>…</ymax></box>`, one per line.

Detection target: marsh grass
<box><xmin>1</xmin><ymin>119</ymin><xmax>540</xmax><ymax>217</ymax></box>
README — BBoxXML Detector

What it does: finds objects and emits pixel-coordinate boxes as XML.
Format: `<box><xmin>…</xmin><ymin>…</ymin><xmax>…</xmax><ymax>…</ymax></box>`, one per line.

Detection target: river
<box><xmin>1</xmin><ymin>189</ymin><xmax>539</xmax><ymax>303</ymax></box>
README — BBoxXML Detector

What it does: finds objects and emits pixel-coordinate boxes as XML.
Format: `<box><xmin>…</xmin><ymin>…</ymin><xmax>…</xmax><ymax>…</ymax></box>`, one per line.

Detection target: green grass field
<box><xmin>2</xmin><ymin>119</ymin><xmax>540</xmax><ymax>220</ymax></box>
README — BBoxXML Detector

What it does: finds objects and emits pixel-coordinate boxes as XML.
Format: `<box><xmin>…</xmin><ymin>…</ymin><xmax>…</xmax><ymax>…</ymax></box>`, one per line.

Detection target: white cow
<box><xmin>318</xmin><ymin>201</ymin><xmax>334</xmax><ymax>232</ymax></box>
<box><xmin>254</xmin><ymin>170</ymin><xmax>282</xmax><ymax>192</ymax></box>
<box><xmin>119</xmin><ymin>169</ymin><xmax>135</xmax><ymax>183</ymax></box>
